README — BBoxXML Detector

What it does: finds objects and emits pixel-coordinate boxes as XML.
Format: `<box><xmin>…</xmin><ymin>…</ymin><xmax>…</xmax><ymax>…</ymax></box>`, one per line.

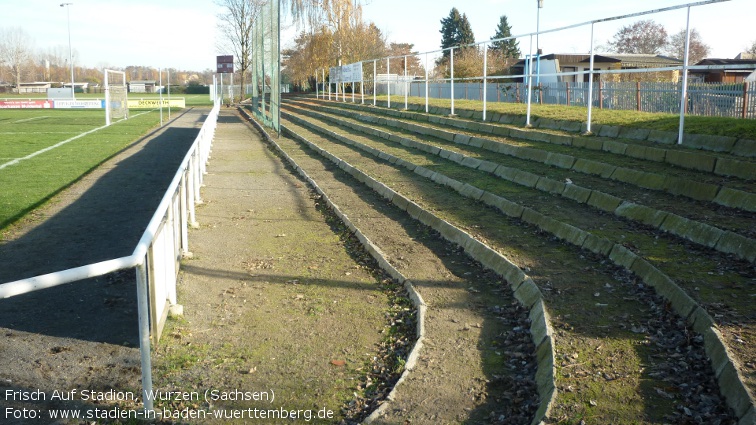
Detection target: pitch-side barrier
<box><xmin>0</xmin><ymin>102</ymin><xmax>220</xmax><ymax>413</ymax></box>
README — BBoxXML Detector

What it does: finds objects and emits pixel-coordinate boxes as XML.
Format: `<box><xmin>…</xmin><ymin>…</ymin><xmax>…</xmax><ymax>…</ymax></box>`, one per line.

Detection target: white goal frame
<box><xmin>104</xmin><ymin>69</ymin><xmax>128</xmax><ymax>126</ymax></box>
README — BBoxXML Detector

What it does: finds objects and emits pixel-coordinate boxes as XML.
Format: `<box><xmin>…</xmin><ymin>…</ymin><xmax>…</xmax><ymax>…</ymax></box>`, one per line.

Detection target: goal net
<box><xmin>104</xmin><ymin>69</ymin><xmax>128</xmax><ymax>126</ymax></box>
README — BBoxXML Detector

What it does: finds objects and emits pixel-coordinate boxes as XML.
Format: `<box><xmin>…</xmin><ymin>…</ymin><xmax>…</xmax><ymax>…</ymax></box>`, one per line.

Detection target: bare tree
<box><xmin>747</xmin><ymin>40</ymin><xmax>756</xmax><ymax>55</ymax></box>
<box><xmin>0</xmin><ymin>27</ymin><xmax>35</xmax><ymax>92</ymax></box>
<box><xmin>608</xmin><ymin>20</ymin><xmax>668</xmax><ymax>54</ymax></box>
<box><xmin>216</xmin><ymin>0</ymin><xmax>266</xmax><ymax>102</ymax></box>
<box><xmin>665</xmin><ymin>28</ymin><xmax>710</xmax><ymax>65</ymax></box>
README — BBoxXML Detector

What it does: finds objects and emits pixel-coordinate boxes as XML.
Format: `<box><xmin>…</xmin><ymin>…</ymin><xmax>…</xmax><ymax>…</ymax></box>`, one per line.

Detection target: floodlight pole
<box><xmin>536</xmin><ymin>0</ymin><xmax>543</xmax><ymax>86</ymax></box>
<box><xmin>60</xmin><ymin>3</ymin><xmax>75</xmax><ymax>100</ymax></box>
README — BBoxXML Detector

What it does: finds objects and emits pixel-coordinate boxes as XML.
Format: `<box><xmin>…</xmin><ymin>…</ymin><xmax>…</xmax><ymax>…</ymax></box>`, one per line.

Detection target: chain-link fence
<box><xmin>250</xmin><ymin>0</ymin><xmax>280</xmax><ymax>133</ymax></box>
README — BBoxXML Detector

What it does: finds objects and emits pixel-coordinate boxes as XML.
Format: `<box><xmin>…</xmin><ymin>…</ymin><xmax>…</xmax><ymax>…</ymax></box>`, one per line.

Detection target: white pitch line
<box><xmin>0</xmin><ymin>111</ymin><xmax>150</xmax><ymax>171</ymax></box>
<box><xmin>12</xmin><ymin>116</ymin><xmax>50</xmax><ymax>124</ymax></box>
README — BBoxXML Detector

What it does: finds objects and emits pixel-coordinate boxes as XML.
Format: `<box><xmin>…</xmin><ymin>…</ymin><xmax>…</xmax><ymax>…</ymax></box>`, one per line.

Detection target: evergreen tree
<box><xmin>490</xmin><ymin>15</ymin><xmax>520</xmax><ymax>58</ymax></box>
<box><xmin>458</xmin><ymin>13</ymin><xmax>476</xmax><ymax>47</ymax></box>
<box><xmin>439</xmin><ymin>7</ymin><xmax>463</xmax><ymax>59</ymax></box>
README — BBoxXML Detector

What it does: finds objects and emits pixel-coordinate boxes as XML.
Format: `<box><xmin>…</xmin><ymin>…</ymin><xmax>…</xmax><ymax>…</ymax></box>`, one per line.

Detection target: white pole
<box><xmin>483</xmin><ymin>42</ymin><xmax>488</xmax><ymax>121</ymax></box>
<box><xmin>159</xmin><ymin>68</ymin><xmax>163</xmax><ymax>127</ymax></box>
<box><xmin>526</xmin><ymin>35</ymin><xmax>534</xmax><ymax>127</ymax></box>
<box><xmin>104</xmin><ymin>69</ymin><xmax>111</xmax><ymax>126</ymax></box>
<box><xmin>167</xmin><ymin>69</ymin><xmax>171</xmax><ymax>120</ymax></box>
<box><xmin>135</xmin><ymin>261</ymin><xmax>154</xmax><ymax>414</ymax></box>
<box><xmin>425</xmin><ymin>52</ymin><xmax>429</xmax><ymax>113</ymax></box>
<box><xmin>404</xmin><ymin>55</ymin><xmax>408</xmax><ymax>110</ymax></box>
<box><xmin>586</xmin><ymin>23</ymin><xmax>596</xmax><ymax>134</ymax></box>
<box><xmin>373</xmin><ymin>60</ymin><xmax>377</xmax><ymax>106</ymax></box>
<box><xmin>61</xmin><ymin>3</ymin><xmax>75</xmax><ymax>100</ymax></box>
<box><xmin>387</xmin><ymin>57</ymin><xmax>391</xmax><ymax>108</ymax></box>
<box><xmin>450</xmin><ymin>47</ymin><xmax>455</xmax><ymax>116</ymax></box>
<box><xmin>678</xmin><ymin>6</ymin><xmax>692</xmax><ymax>145</ymax></box>
<box><xmin>315</xmin><ymin>70</ymin><xmax>319</xmax><ymax>99</ymax></box>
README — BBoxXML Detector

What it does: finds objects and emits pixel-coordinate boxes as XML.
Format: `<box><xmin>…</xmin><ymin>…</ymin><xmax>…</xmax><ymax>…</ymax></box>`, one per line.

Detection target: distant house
<box><xmin>129</xmin><ymin>80</ymin><xmax>157</xmax><ymax>93</ymax></box>
<box><xmin>689</xmin><ymin>57</ymin><xmax>756</xmax><ymax>83</ymax></box>
<box><xmin>512</xmin><ymin>53</ymin><xmax>683</xmax><ymax>83</ymax></box>
<box><xmin>17</xmin><ymin>82</ymin><xmax>52</xmax><ymax>94</ymax></box>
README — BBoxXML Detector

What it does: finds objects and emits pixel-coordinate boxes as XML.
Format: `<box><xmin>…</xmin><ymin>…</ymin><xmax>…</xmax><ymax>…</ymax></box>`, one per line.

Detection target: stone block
<box><xmin>561</xmin><ymin>183</ymin><xmax>592</xmax><ymax>204</ymax></box>
<box><xmin>513</xmin><ymin>278</ymin><xmax>542</xmax><ymax>308</ymax></box>
<box><xmin>682</xmin><ymin>133</ymin><xmax>737</xmax><ymax>153</ymax></box>
<box><xmin>491</xmin><ymin>125</ymin><xmax>511</xmax><ymax>138</ymax></box>
<box><xmin>560</xmin><ymin>121</ymin><xmax>583</xmax><ymax>132</ymax></box>
<box><xmin>454</xmin><ymin>134</ymin><xmax>472</xmax><ymax>145</ymax></box>
<box><xmin>715</xmin><ymin>158</ymin><xmax>756</xmax><ymax>180</ymax></box>
<box><xmin>587</xmin><ymin>191</ymin><xmax>623</xmax><ymax>212</ymax></box>
<box><xmin>552</xmin><ymin>221</ymin><xmax>589</xmax><ymax>246</ymax></box>
<box><xmin>545</xmin><ymin>152</ymin><xmax>576</xmax><ymax>169</ymax></box>
<box><xmin>598</xmin><ymin>125</ymin><xmax>620</xmax><ymax>138</ymax></box>
<box><xmin>608</xmin><ymin>244</ymin><xmax>638</xmax><ymax>269</ymax></box>
<box><xmin>493</xmin><ymin>165</ymin><xmax>519</xmax><ymax>182</ymax></box>
<box><xmin>648</xmin><ymin>130</ymin><xmax>678</xmax><ymax>145</ymax></box>
<box><xmin>469</xmin><ymin>137</ymin><xmax>487</xmax><ymax>148</ymax></box>
<box><xmin>497</xmin><ymin>143</ymin><xmax>519</xmax><ymax>156</ymax></box>
<box><xmin>714</xmin><ymin>187</ymin><xmax>756</xmax><ymax>212</ymax></box>
<box><xmin>581</xmin><ymin>233</ymin><xmax>614</xmax><ymax>256</ymax></box>
<box><xmin>665</xmin><ymin>149</ymin><xmax>716</xmax><ymax>173</ymax></box>
<box><xmin>572</xmin><ymin>136</ymin><xmax>604</xmax><ymax>151</ymax></box>
<box><xmin>459</xmin><ymin>183</ymin><xmax>485</xmax><ymax>200</ymax></box>
<box><xmin>687</xmin><ymin>306</ymin><xmax>715</xmax><ymax>335</ymax></box>
<box><xmin>731</xmin><ymin>138</ymin><xmax>756</xmax><ymax>158</ymax></box>
<box><xmin>602</xmin><ymin>140</ymin><xmax>628</xmax><ymax>155</ymax></box>
<box><xmin>477</xmin><ymin>160</ymin><xmax>499</xmax><ymax>173</ymax></box>
<box><xmin>521</xmin><ymin>207</ymin><xmax>547</xmax><ymax>228</ymax></box>
<box><xmin>701</xmin><ymin>327</ymin><xmax>731</xmax><ymax>378</ymax></box>
<box><xmin>642</xmin><ymin>268</ymin><xmax>697</xmax><ymax>319</ymax></box>
<box><xmin>512</xmin><ymin>169</ymin><xmax>541</xmax><ymax>188</ymax></box>
<box><xmin>614</xmin><ymin>202</ymin><xmax>669</xmax><ymax>227</ymax></box>
<box><xmin>664</xmin><ymin>177</ymin><xmax>719</xmax><ymax>201</ymax></box>
<box><xmin>715</xmin><ymin>231</ymin><xmax>756</xmax><ymax>263</ymax></box>
<box><xmin>516</xmin><ymin>147</ymin><xmax>550</xmax><ymax>163</ymax></box>
<box><xmin>536</xmin><ymin>178</ymin><xmax>566</xmax><ymax>195</ymax></box>
<box><xmin>624</xmin><ymin>144</ymin><xmax>649</xmax><ymax>160</ymax></box>
<box><xmin>447</xmin><ymin>151</ymin><xmax>466</xmax><ymax>164</ymax></box>
<box><xmin>618</xmin><ymin>127</ymin><xmax>651</xmax><ymax>141</ymax></box>
<box><xmin>572</xmin><ymin>158</ymin><xmax>616</xmax><ymax>178</ymax></box>
<box><xmin>644</xmin><ymin>146</ymin><xmax>667</xmax><ymax>163</ymax></box>
<box><xmin>611</xmin><ymin>168</ymin><xmax>666</xmax><ymax>190</ymax></box>
<box><xmin>461</xmin><ymin>156</ymin><xmax>484</xmax><ymax>169</ymax></box>
<box><xmin>717</xmin><ymin>363</ymin><xmax>753</xmax><ymax>418</ymax></box>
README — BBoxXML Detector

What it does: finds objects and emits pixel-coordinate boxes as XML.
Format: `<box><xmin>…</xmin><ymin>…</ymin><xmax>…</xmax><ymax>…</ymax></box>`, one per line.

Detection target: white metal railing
<box><xmin>0</xmin><ymin>101</ymin><xmax>220</xmax><ymax>413</ymax></box>
<box><xmin>315</xmin><ymin>0</ymin><xmax>745</xmax><ymax>145</ymax></box>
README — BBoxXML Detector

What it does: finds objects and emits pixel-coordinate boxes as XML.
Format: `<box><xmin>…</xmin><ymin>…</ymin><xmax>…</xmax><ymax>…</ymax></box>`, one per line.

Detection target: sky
<box><xmin>0</xmin><ymin>0</ymin><xmax>753</xmax><ymax>73</ymax></box>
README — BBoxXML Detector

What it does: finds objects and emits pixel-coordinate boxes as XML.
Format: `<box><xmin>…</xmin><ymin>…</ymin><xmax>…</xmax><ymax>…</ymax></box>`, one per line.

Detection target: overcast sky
<box><xmin>0</xmin><ymin>0</ymin><xmax>751</xmax><ymax>72</ymax></box>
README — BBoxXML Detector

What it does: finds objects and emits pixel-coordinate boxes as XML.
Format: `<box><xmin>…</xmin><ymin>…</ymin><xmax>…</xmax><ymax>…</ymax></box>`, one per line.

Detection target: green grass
<box><xmin>373</xmin><ymin>95</ymin><xmax>756</xmax><ymax>140</ymax></box>
<box><xmin>0</xmin><ymin>109</ymin><xmax>163</xmax><ymax>231</ymax></box>
<box><xmin>1</xmin><ymin>92</ymin><xmax>215</xmax><ymax>107</ymax></box>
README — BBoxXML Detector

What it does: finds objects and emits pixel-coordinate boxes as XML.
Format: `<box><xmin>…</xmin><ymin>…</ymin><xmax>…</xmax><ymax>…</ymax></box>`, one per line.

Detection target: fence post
<box><xmin>425</xmin><ymin>52</ymin><xmax>429</xmax><ymax>113</ymax></box>
<box><xmin>744</xmin><ymin>81</ymin><xmax>749</xmax><ymax>119</ymax></box>
<box><xmin>450</xmin><ymin>47</ymin><xmax>455</xmax><ymax>116</ymax></box>
<box><xmin>483</xmin><ymin>42</ymin><xmax>488</xmax><ymax>121</ymax></box>
<box><xmin>538</xmin><ymin>83</ymin><xmax>543</xmax><ymax>105</ymax></box>
<box><xmin>373</xmin><ymin>60</ymin><xmax>377</xmax><ymax>107</ymax></box>
<box><xmin>566</xmin><ymin>82</ymin><xmax>571</xmax><ymax>106</ymax></box>
<box><xmin>636</xmin><ymin>82</ymin><xmax>641</xmax><ymax>112</ymax></box>
<box><xmin>677</xmin><ymin>6</ymin><xmax>692</xmax><ymax>145</ymax></box>
<box><xmin>387</xmin><ymin>57</ymin><xmax>391</xmax><ymax>109</ymax></box>
<box><xmin>136</xmin><ymin>261</ymin><xmax>154</xmax><ymax>414</ymax></box>
<box><xmin>599</xmin><ymin>81</ymin><xmax>603</xmax><ymax>109</ymax></box>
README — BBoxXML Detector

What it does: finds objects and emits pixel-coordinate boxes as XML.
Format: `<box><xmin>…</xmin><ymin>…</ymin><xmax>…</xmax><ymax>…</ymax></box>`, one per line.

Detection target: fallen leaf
<box><xmin>330</xmin><ymin>360</ymin><xmax>346</xmax><ymax>367</ymax></box>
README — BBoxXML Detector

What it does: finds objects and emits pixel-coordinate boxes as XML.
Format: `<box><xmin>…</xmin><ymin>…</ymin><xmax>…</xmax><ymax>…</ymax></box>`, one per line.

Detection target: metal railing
<box><xmin>0</xmin><ymin>101</ymin><xmax>220</xmax><ymax>413</ymax></box>
<box><xmin>316</xmin><ymin>0</ymin><xmax>749</xmax><ymax>144</ymax></box>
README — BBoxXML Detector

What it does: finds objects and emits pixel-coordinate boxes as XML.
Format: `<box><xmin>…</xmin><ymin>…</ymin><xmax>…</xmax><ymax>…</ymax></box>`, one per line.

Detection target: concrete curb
<box><xmin>269</xmin><ymin>113</ymin><xmax>557</xmax><ymax>425</ymax></box>
<box><xmin>283</xmin><ymin>104</ymin><xmax>755</xmax><ymax>264</ymax></box>
<box><xmin>280</xmin><ymin>104</ymin><xmax>755</xmax><ymax>422</ymax></box>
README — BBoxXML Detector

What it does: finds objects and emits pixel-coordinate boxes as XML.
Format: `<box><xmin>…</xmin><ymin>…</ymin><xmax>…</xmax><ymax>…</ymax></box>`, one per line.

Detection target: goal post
<box><xmin>104</xmin><ymin>69</ymin><xmax>128</xmax><ymax>126</ymax></box>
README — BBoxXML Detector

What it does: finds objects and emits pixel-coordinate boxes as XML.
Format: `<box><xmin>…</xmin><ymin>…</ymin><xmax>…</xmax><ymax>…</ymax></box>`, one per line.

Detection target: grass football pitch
<box><xmin>0</xmin><ymin>108</ymin><xmax>166</xmax><ymax>231</ymax></box>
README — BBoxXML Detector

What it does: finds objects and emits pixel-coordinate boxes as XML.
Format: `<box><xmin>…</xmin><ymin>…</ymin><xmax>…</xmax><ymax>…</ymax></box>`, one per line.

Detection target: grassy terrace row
<box><xmin>296</xmin><ymin>99</ymin><xmax>756</xmax><ymax>199</ymax></box>
<box><xmin>281</xmin><ymin>103</ymin><xmax>755</xmax><ymax>330</ymax></box>
<box><xmin>277</xmin><ymin>110</ymin><xmax>739</xmax><ymax>423</ymax></box>
<box><xmin>359</xmin><ymin>95</ymin><xmax>756</xmax><ymax>144</ymax></box>
<box><xmin>289</xmin><ymin>99</ymin><xmax>754</xmax><ymax>237</ymax></box>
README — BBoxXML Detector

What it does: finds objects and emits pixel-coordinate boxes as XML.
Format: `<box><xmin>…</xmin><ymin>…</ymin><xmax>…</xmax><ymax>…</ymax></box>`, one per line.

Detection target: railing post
<box><xmin>483</xmin><ymin>42</ymin><xmax>488</xmax><ymax>121</ymax></box>
<box><xmin>636</xmin><ymin>82</ymin><xmax>641</xmax><ymax>112</ymax></box>
<box><xmin>425</xmin><ymin>52</ymin><xmax>429</xmax><ymax>113</ymax></box>
<box><xmin>599</xmin><ymin>80</ymin><xmax>604</xmax><ymax>109</ymax></box>
<box><xmin>373</xmin><ymin>60</ymin><xmax>377</xmax><ymax>107</ymax></box>
<box><xmin>566</xmin><ymin>82</ymin><xmax>571</xmax><ymax>106</ymax></box>
<box><xmin>404</xmin><ymin>55</ymin><xmax>408</xmax><ymax>110</ymax></box>
<box><xmin>677</xmin><ymin>6</ymin><xmax>692</xmax><ymax>145</ymax></box>
<box><xmin>526</xmin><ymin>34</ymin><xmax>534</xmax><ymax>127</ymax></box>
<box><xmin>180</xmin><ymin>173</ymin><xmax>189</xmax><ymax>254</ymax></box>
<box><xmin>450</xmin><ymin>47</ymin><xmax>455</xmax><ymax>116</ymax></box>
<box><xmin>585</xmin><ymin>22</ymin><xmax>596</xmax><ymax>134</ymax></box>
<box><xmin>135</xmin><ymin>261</ymin><xmax>154</xmax><ymax>414</ymax></box>
<box><xmin>387</xmin><ymin>57</ymin><xmax>391</xmax><ymax>109</ymax></box>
